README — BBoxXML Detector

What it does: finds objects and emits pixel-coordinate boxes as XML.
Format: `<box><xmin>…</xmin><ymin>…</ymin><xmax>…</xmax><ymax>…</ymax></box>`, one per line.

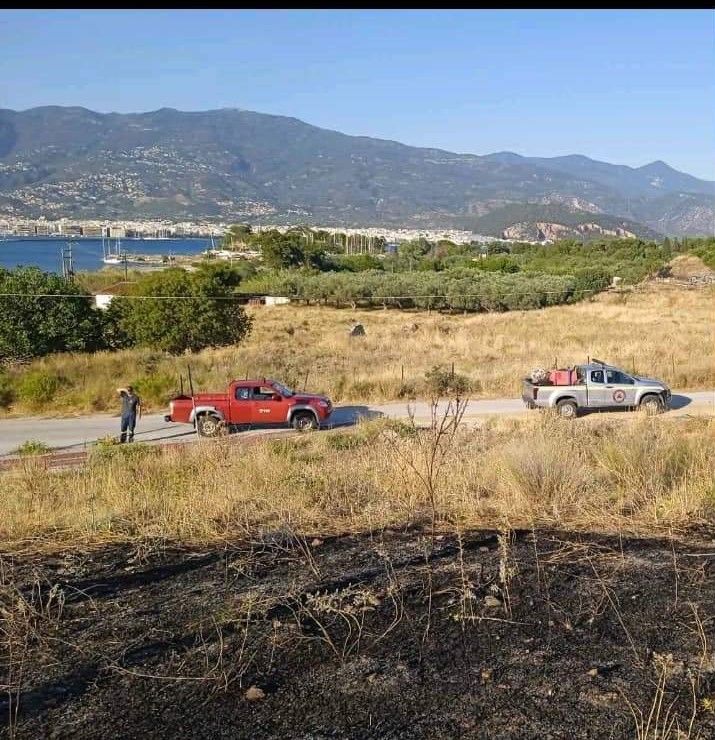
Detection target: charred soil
<box><xmin>2</xmin><ymin>527</ymin><xmax>715</xmax><ymax>739</ymax></box>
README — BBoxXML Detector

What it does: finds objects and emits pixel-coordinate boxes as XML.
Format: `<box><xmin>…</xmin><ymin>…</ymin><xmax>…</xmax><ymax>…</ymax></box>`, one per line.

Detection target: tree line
<box><xmin>0</xmin><ymin>264</ymin><xmax>253</xmax><ymax>362</ymax></box>
<box><xmin>222</xmin><ymin>224</ymin><xmax>682</xmax><ymax>284</ymax></box>
<box><xmin>238</xmin><ymin>269</ymin><xmax>608</xmax><ymax>311</ymax></box>
<box><xmin>220</xmin><ymin>224</ymin><xmax>387</xmax><ymax>269</ymax></box>
<box><xmin>2</xmin><ymin>234</ymin><xmax>712</xmax><ymax>363</ymax></box>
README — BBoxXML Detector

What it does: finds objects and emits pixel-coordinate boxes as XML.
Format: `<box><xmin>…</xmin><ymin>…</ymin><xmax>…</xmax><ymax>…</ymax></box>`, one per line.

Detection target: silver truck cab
<box><xmin>523</xmin><ymin>360</ymin><xmax>672</xmax><ymax>418</ymax></box>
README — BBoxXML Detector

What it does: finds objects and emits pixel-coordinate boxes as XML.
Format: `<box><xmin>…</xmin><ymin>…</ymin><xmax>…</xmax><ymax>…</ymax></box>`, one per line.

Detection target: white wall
<box><xmin>94</xmin><ymin>294</ymin><xmax>114</xmax><ymax>310</ymax></box>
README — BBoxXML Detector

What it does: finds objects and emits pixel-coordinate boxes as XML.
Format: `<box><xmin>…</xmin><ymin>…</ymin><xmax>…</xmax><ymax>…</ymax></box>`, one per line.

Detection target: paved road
<box><xmin>0</xmin><ymin>391</ymin><xmax>713</xmax><ymax>457</ymax></box>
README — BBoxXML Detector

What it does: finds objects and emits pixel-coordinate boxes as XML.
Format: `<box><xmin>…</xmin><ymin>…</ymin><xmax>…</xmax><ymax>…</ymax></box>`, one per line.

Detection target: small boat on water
<box><xmin>102</xmin><ymin>236</ymin><xmax>127</xmax><ymax>264</ymax></box>
<box><xmin>102</xmin><ymin>237</ymin><xmax>152</xmax><ymax>265</ymax></box>
<box><xmin>202</xmin><ymin>235</ymin><xmax>226</xmax><ymax>259</ymax></box>
<box><xmin>101</xmin><ymin>236</ymin><xmax>180</xmax><ymax>267</ymax></box>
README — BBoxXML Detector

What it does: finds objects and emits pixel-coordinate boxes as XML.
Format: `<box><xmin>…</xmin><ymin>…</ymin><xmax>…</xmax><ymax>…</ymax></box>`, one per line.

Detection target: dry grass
<box><xmin>2</xmin><ymin>283</ymin><xmax>713</xmax><ymax>416</ymax></box>
<box><xmin>1</xmin><ymin>414</ymin><xmax>713</xmax><ymax>553</ymax></box>
<box><xmin>667</xmin><ymin>254</ymin><xmax>715</xmax><ymax>280</ymax></box>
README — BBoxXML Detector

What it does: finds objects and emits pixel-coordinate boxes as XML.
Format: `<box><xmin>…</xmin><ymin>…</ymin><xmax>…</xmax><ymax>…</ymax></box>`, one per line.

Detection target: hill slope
<box><xmin>0</xmin><ymin>106</ymin><xmax>712</xmax><ymax>235</ymax></box>
<box><xmin>461</xmin><ymin>204</ymin><xmax>662</xmax><ymax>241</ymax></box>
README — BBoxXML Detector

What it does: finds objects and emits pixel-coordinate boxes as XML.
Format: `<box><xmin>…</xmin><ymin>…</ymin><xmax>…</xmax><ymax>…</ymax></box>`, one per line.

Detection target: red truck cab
<box><xmin>165</xmin><ymin>378</ymin><xmax>333</xmax><ymax>437</ymax></box>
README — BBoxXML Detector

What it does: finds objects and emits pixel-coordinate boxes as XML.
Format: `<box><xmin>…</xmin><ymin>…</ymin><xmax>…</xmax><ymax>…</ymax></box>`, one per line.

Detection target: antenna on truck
<box><xmin>187</xmin><ymin>364</ymin><xmax>195</xmax><ymax>396</ymax></box>
<box><xmin>187</xmin><ymin>364</ymin><xmax>197</xmax><ymax>434</ymax></box>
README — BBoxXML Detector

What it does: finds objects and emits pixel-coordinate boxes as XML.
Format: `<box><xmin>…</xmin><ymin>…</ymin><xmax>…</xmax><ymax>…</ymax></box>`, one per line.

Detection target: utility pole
<box><xmin>61</xmin><ymin>240</ymin><xmax>75</xmax><ymax>281</ymax></box>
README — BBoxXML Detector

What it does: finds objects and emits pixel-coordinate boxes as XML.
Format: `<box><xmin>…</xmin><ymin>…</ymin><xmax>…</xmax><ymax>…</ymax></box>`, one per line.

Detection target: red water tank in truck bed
<box><xmin>549</xmin><ymin>369</ymin><xmax>578</xmax><ymax>386</ymax></box>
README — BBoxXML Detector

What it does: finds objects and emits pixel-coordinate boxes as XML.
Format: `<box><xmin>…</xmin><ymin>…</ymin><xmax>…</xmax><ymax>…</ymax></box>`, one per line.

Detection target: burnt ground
<box><xmin>2</xmin><ymin>527</ymin><xmax>715</xmax><ymax>739</ymax></box>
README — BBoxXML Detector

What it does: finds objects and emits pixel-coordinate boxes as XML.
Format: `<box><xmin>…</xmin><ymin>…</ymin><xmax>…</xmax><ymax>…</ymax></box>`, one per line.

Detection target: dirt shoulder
<box><xmin>2</xmin><ymin>527</ymin><xmax>715</xmax><ymax>739</ymax></box>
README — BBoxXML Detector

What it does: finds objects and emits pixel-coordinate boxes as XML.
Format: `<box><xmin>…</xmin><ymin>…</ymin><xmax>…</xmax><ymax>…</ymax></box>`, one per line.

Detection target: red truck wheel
<box><xmin>196</xmin><ymin>414</ymin><xmax>225</xmax><ymax>438</ymax></box>
<box><xmin>292</xmin><ymin>411</ymin><xmax>319</xmax><ymax>431</ymax></box>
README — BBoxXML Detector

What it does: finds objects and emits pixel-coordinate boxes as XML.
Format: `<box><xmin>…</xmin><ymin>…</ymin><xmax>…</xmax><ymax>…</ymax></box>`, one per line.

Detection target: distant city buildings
<box><xmin>0</xmin><ymin>216</ymin><xmax>226</xmax><ymax>239</ymax></box>
<box><xmin>252</xmin><ymin>224</ymin><xmax>497</xmax><ymax>245</ymax></box>
<box><xmin>0</xmin><ymin>215</ymin><xmax>508</xmax><ymax>246</ymax></box>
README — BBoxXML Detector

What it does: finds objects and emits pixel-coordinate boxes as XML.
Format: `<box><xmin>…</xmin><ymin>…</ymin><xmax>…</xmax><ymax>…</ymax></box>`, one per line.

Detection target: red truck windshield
<box><xmin>271</xmin><ymin>381</ymin><xmax>294</xmax><ymax>398</ymax></box>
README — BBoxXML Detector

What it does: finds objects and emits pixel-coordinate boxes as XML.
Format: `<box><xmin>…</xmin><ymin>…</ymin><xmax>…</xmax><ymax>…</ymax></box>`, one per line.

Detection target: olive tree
<box><xmin>0</xmin><ymin>267</ymin><xmax>105</xmax><ymax>361</ymax></box>
<box><xmin>107</xmin><ymin>269</ymin><xmax>253</xmax><ymax>354</ymax></box>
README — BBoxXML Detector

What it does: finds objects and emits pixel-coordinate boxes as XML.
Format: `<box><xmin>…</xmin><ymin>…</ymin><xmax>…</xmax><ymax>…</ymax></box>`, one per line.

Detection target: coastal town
<box><xmin>0</xmin><ymin>215</ymin><xmax>495</xmax><ymax>245</ymax></box>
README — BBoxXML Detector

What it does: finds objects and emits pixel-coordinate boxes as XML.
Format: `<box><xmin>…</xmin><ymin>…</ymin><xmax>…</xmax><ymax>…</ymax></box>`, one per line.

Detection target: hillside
<box><xmin>459</xmin><ymin>203</ymin><xmax>662</xmax><ymax>241</ymax></box>
<box><xmin>0</xmin><ymin>106</ymin><xmax>712</xmax><ymax>236</ymax></box>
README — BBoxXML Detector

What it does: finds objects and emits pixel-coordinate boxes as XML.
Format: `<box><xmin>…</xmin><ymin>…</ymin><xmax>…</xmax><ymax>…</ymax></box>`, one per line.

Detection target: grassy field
<box><xmin>2</xmin><ymin>413</ymin><xmax>713</xmax><ymax>551</ymax></box>
<box><xmin>3</xmin><ymin>413</ymin><xmax>713</xmax><ymax>739</ymax></box>
<box><xmin>0</xmin><ymin>283</ymin><xmax>713</xmax><ymax>416</ymax></box>
<box><xmin>3</xmin><ymin>270</ymin><xmax>713</xmax><ymax>740</ymax></box>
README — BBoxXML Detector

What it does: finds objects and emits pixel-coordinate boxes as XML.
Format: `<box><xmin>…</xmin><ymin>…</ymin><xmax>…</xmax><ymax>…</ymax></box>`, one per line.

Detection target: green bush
<box><xmin>109</xmin><ymin>268</ymin><xmax>254</xmax><ymax>354</ymax></box>
<box><xmin>14</xmin><ymin>439</ymin><xmax>52</xmax><ymax>456</ymax></box>
<box><xmin>0</xmin><ymin>372</ymin><xmax>15</xmax><ymax>408</ymax></box>
<box><xmin>423</xmin><ymin>365</ymin><xmax>472</xmax><ymax>397</ymax></box>
<box><xmin>0</xmin><ymin>266</ymin><xmax>106</xmax><ymax>361</ymax></box>
<box><xmin>16</xmin><ymin>370</ymin><xmax>65</xmax><ymax>406</ymax></box>
<box><xmin>571</xmin><ymin>268</ymin><xmax>612</xmax><ymax>300</ymax></box>
<box><xmin>685</xmin><ymin>237</ymin><xmax>715</xmax><ymax>269</ymax></box>
<box><xmin>325</xmin><ymin>432</ymin><xmax>367</xmax><ymax>451</ymax></box>
<box><xmin>132</xmin><ymin>372</ymin><xmax>179</xmax><ymax>407</ymax></box>
<box><xmin>331</xmin><ymin>254</ymin><xmax>385</xmax><ymax>272</ymax></box>
<box><xmin>89</xmin><ymin>439</ymin><xmax>160</xmax><ymax>464</ymax></box>
<box><xmin>508</xmin><ymin>238</ymin><xmax>672</xmax><ymax>283</ymax></box>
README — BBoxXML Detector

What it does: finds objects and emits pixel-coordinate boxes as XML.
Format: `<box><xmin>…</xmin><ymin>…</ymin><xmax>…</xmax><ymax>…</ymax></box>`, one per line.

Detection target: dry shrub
<box><xmin>483</xmin><ymin>433</ymin><xmax>596</xmax><ymax>525</ymax></box>
<box><xmin>594</xmin><ymin>418</ymin><xmax>715</xmax><ymax>522</ymax></box>
<box><xmin>0</xmin><ymin>416</ymin><xmax>713</xmax><ymax>551</ymax></box>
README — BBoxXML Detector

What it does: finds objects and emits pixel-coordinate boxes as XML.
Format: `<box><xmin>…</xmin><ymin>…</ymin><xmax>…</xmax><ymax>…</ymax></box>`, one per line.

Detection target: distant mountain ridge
<box><xmin>0</xmin><ymin>106</ymin><xmax>712</xmax><ymax>237</ymax></box>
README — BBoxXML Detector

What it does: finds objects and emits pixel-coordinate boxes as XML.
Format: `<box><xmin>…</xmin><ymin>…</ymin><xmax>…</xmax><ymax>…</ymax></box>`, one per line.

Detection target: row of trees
<box><xmin>239</xmin><ymin>268</ymin><xmax>608</xmax><ymax>312</ymax></box>
<box><xmin>223</xmin><ymin>225</ymin><xmax>678</xmax><ymax>283</ymax></box>
<box><xmin>383</xmin><ymin>237</ymin><xmax>675</xmax><ymax>282</ymax></box>
<box><xmin>0</xmin><ymin>261</ymin><xmax>606</xmax><ymax>363</ymax></box>
<box><xmin>6</xmin><ymin>234</ymin><xmax>709</xmax><ymax>362</ymax></box>
<box><xmin>0</xmin><ymin>266</ymin><xmax>254</xmax><ymax>361</ymax></box>
<box><xmin>222</xmin><ymin>224</ymin><xmax>388</xmax><ymax>269</ymax></box>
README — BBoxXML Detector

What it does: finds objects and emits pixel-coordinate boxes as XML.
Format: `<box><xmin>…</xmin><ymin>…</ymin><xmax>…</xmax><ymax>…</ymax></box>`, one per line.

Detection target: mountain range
<box><xmin>0</xmin><ymin>106</ymin><xmax>712</xmax><ymax>238</ymax></box>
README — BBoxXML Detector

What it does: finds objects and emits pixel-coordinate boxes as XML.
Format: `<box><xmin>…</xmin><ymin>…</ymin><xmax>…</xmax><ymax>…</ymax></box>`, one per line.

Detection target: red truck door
<box><xmin>229</xmin><ymin>384</ymin><xmax>254</xmax><ymax>424</ymax></box>
<box><xmin>250</xmin><ymin>384</ymin><xmax>287</xmax><ymax>424</ymax></box>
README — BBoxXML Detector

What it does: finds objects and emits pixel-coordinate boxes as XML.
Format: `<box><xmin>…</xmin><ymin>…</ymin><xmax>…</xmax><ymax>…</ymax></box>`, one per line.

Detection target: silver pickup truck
<box><xmin>522</xmin><ymin>360</ymin><xmax>672</xmax><ymax>418</ymax></box>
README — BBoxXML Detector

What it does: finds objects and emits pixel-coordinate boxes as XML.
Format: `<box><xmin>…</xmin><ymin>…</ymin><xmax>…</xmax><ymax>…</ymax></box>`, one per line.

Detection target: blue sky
<box><xmin>1</xmin><ymin>9</ymin><xmax>713</xmax><ymax>179</ymax></box>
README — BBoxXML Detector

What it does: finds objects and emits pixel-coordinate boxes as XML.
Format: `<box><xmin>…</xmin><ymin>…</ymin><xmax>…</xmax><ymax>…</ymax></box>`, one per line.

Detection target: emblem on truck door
<box><xmin>612</xmin><ymin>390</ymin><xmax>626</xmax><ymax>403</ymax></box>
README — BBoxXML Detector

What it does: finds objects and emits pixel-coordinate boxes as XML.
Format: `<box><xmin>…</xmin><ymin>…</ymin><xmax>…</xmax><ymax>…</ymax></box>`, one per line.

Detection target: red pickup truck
<box><xmin>164</xmin><ymin>378</ymin><xmax>333</xmax><ymax>437</ymax></box>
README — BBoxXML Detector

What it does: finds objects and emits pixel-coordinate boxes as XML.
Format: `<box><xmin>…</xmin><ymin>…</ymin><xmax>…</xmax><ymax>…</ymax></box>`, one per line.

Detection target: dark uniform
<box><xmin>119</xmin><ymin>389</ymin><xmax>141</xmax><ymax>443</ymax></box>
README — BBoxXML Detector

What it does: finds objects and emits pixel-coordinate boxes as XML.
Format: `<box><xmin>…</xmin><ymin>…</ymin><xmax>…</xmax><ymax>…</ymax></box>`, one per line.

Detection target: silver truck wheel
<box><xmin>556</xmin><ymin>400</ymin><xmax>577</xmax><ymax>419</ymax></box>
<box><xmin>640</xmin><ymin>395</ymin><xmax>663</xmax><ymax>415</ymax></box>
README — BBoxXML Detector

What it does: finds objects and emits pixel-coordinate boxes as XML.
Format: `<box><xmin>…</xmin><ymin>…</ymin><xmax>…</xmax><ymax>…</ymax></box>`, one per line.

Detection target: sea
<box><xmin>0</xmin><ymin>237</ymin><xmax>213</xmax><ymax>273</ymax></box>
